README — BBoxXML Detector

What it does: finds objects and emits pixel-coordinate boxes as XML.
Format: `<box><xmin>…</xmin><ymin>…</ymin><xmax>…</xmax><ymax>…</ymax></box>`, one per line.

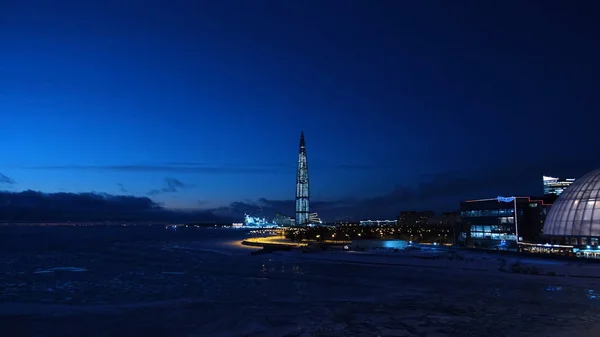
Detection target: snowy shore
<box><xmin>2</xmin><ymin>228</ymin><xmax>600</xmax><ymax>337</ymax></box>
<box><xmin>287</xmin><ymin>249</ymin><xmax>600</xmax><ymax>279</ymax></box>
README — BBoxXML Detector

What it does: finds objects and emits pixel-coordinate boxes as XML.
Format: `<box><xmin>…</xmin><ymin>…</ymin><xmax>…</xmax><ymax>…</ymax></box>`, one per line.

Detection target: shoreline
<box><xmin>3</xmin><ymin>230</ymin><xmax>600</xmax><ymax>337</ymax></box>
<box><xmin>242</xmin><ymin>235</ymin><xmax>600</xmax><ymax>280</ymax></box>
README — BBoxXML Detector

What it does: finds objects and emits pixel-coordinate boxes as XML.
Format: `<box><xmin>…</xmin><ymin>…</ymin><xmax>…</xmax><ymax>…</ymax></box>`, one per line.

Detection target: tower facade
<box><xmin>295</xmin><ymin>131</ymin><xmax>310</xmax><ymax>226</ymax></box>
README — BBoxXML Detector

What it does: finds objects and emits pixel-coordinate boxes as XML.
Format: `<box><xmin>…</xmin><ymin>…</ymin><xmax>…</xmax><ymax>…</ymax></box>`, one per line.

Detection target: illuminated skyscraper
<box><xmin>295</xmin><ymin>131</ymin><xmax>310</xmax><ymax>226</ymax></box>
<box><xmin>543</xmin><ymin>175</ymin><xmax>575</xmax><ymax>196</ymax></box>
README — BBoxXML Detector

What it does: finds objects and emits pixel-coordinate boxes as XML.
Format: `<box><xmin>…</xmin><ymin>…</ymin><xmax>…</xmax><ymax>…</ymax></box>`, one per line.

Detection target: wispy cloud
<box><xmin>24</xmin><ymin>162</ymin><xmax>380</xmax><ymax>174</ymax></box>
<box><xmin>0</xmin><ymin>173</ymin><xmax>15</xmax><ymax>185</ymax></box>
<box><xmin>147</xmin><ymin>178</ymin><xmax>191</xmax><ymax>195</ymax></box>
<box><xmin>116</xmin><ymin>183</ymin><xmax>128</xmax><ymax>193</ymax></box>
<box><xmin>27</xmin><ymin>164</ymin><xmax>283</xmax><ymax>174</ymax></box>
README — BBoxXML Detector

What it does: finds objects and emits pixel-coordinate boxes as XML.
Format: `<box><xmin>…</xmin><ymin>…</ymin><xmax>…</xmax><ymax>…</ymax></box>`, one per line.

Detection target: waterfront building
<box><xmin>459</xmin><ymin>196</ymin><xmax>552</xmax><ymax>248</ymax></box>
<box><xmin>543</xmin><ymin>168</ymin><xmax>600</xmax><ymax>248</ymax></box>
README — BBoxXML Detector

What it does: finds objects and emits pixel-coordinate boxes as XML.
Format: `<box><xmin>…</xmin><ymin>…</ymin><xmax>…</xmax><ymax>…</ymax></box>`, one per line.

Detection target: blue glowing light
<box><xmin>497</xmin><ymin>196</ymin><xmax>515</xmax><ymax>203</ymax></box>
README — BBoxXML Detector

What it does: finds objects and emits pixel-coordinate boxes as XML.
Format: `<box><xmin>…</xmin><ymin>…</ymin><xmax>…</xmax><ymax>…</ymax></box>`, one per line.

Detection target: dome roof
<box><xmin>544</xmin><ymin>169</ymin><xmax>600</xmax><ymax>237</ymax></box>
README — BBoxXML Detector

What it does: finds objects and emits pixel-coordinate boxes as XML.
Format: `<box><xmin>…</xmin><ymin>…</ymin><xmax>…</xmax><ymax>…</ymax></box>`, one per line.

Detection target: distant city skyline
<box><xmin>1</xmin><ymin>1</ymin><xmax>599</xmax><ymax>220</ymax></box>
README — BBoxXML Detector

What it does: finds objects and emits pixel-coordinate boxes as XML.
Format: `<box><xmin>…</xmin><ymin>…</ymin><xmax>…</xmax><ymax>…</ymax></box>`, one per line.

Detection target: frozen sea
<box><xmin>1</xmin><ymin>226</ymin><xmax>600</xmax><ymax>337</ymax></box>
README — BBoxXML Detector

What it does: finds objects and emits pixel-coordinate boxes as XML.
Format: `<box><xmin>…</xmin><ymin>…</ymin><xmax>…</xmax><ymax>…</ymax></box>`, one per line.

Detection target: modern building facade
<box><xmin>543</xmin><ymin>168</ymin><xmax>600</xmax><ymax>247</ymax></box>
<box><xmin>543</xmin><ymin>175</ymin><xmax>575</xmax><ymax>196</ymax></box>
<box><xmin>458</xmin><ymin>196</ymin><xmax>552</xmax><ymax>248</ymax></box>
<box><xmin>295</xmin><ymin>131</ymin><xmax>310</xmax><ymax>226</ymax></box>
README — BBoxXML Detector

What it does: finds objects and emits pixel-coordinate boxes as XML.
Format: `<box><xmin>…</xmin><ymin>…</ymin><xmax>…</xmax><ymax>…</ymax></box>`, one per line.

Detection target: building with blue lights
<box><xmin>295</xmin><ymin>131</ymin><xmax>310</xmax><ymax>226</ymax></box>
<box><xmin>458</xmin><ymin>196</ymin><xmax>552</xmax><ymax>248</ymax></box>
<box><xmin>243</xmin><ymin>214</ymin><xmax>278</xmax><ymax>228</ymax></box>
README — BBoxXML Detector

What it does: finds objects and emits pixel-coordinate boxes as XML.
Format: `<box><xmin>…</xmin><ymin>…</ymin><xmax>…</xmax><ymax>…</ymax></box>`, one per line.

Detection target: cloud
<box><xmin>147</xmin><ymin>178</ymin><xmax>191</xmax><ymax>195</ymax></box>
<box><xmin>0</xmin><ymin>190</ymin><xmax>226</xmax><ymax>223</ymax></box>
<box><xmin>24</xmin><ymin>162</ymin><xmax>380</xmax><ymax>174</ymax></box>
<box><xmin>0</xmin><ymin>173</ymin><xmax>15</xmax><ymax>185</ymax></box>
<box><xmin>212</xmin><ymin>198</ymin><xmax>357</xmax><ymax>222</ymax></box>
<box><xmin>147</xmin><ymin>189</ymin><xmax>162</xmax><ymax>196</ymax></box>
<box><xmin>26</xmin><ymin>164</ymin><xmax>283</xmax><ymax>175</ymax></box>
<box><xmin>116</xmin><ymin>183</ymin><xmax>128</xmax><ymax>193</ymax></box>
<box><xmin>163</xmin><ymin>178</ymin><xmax>187</xmax><ymax>192</ymax></box>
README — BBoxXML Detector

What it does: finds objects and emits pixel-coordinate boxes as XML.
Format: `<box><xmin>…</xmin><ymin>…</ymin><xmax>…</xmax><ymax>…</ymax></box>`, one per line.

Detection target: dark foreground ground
<box><xmin>1</xmin><ymin>226</ymin><xmax>600</xmax><ymax>337</ymax></box>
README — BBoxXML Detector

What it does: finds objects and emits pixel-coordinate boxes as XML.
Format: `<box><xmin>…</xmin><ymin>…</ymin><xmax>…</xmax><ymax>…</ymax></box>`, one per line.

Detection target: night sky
<box><xmin>1</xmin><ymin>0</ymin><xmax>599</xmax><ymax>221</ymax></box>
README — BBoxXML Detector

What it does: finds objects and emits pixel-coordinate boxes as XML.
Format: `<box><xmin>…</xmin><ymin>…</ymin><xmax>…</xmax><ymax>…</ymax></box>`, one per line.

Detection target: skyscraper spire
<box><xmin>299</xmin><ymin>131</ymin><xmax>305</xmax><ymax>149</ymax></box>
<box><xmin>295</xmin><ymin>131</ymin><xmax>309</xmax><ymax>226</ymax></box>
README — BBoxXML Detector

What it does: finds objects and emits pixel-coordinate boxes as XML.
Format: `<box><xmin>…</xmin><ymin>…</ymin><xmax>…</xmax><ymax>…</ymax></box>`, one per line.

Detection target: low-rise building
<box><xmin>359</xmin><ymin>219</ymin><xmax>397</xmax><ymax>227</ymax></box>
<box><xmin>458</xmin><ymin>196</ymin><xmax>552</xmax><ymax>248</ymax></box>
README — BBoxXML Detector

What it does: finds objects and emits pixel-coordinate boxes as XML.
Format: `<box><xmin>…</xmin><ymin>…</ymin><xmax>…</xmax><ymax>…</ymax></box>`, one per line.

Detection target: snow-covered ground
<box><xmin>292</xmin><ymin>248</ymin><xmax>600</xmax><ymax>278</ymax></box>
<box><xmin>1</xmin><ymin>227</ymin><xmax>600</xmax><ymax>337</ymax></box>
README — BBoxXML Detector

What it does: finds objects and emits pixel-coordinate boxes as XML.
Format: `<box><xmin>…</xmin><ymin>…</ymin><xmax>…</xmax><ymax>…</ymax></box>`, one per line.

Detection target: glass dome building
<box><xmin>543</xmin><ymin>168</ymin><xmax>600</xmax><ymax>246</ymax></box>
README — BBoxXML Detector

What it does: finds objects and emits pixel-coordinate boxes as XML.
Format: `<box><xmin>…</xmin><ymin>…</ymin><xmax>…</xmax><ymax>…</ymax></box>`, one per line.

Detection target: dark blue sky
<box><xmin>1</xmin><ymin>0</ymin><xmax>599</xmax><ymax>220</ymax></box>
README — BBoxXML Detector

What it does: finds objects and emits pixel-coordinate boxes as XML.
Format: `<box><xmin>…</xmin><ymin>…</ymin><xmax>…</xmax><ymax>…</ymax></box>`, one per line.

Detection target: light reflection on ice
<box><xmin>586</xmin><ymin>289</ymin><xmax>599</xmax><ymax>300</ymax></box>
<box><xmin>7</xmin><ymin>227</ymin><xmax>600</xmax><ymax>337</ymax></box>
<box><xmin>34</xmin><ymin>267</ymin><xmax>88</xmax><ymax>274</ymax></box>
